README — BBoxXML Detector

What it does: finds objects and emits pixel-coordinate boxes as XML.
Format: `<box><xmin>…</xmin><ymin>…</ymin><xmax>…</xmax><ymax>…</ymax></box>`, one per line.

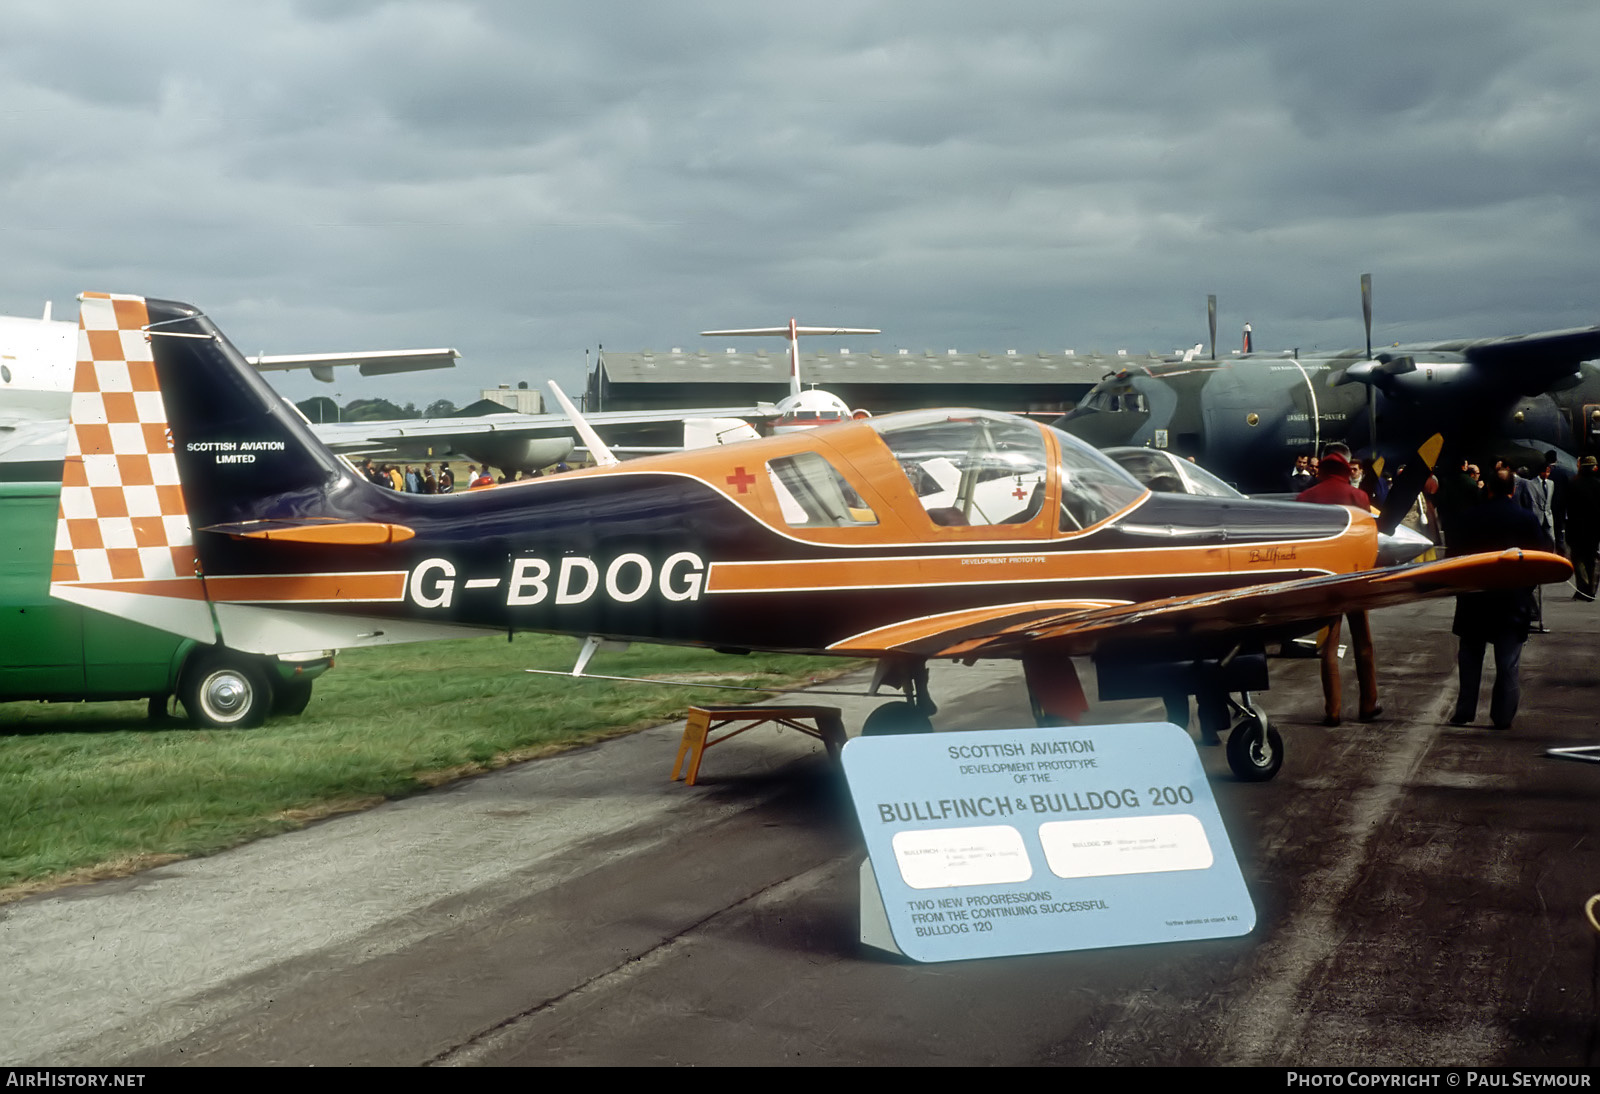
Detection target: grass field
<box><xmin>0</xmin><ymin>635</ymin><xmax>857</xmax><ymax>900</ymax></box>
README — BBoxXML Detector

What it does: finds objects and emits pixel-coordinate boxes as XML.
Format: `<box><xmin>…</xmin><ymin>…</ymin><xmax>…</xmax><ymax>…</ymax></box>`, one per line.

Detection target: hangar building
<box><xmin>584</xmin><ymin>346</ymin><xmax>1173</xmax><ymax>416</ymax></box>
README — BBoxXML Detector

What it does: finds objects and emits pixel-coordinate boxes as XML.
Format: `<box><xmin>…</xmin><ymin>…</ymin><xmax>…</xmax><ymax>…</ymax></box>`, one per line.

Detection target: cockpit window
<box><xmin>1086</xmin><ymin>388</ymin><xmax>1148</xmax><ymax>413</ymax></box>
<box><xmin>766</xmin><ymin>452</ymin><xmax>878</xmax><ymax>527</ymax></box>
<box><xmin>1175</xmin><ymin>459</ymin><xmax>1242</xmax><ymax>499</ymax></box>
<box><xmin>1049</xmin><ymin>427</ymin><xmax>1149</xmax><ymax>530</ymax></box>
<box><xmin>872</xmin><ymin>411</ymin><xmax>1049</xmax><ymax>526</ymax></box>
<box><xmin>1106</xmin><ymin>447</ymin><xmax>1244</xmax><ymax>499</ymax></box>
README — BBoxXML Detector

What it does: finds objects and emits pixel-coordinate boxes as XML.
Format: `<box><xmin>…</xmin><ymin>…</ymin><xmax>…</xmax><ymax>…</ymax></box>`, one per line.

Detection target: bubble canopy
<box><xmin>868</xmin><ymin>409</ymin><xmax>1146</xmax><ymax>530</ymax></box>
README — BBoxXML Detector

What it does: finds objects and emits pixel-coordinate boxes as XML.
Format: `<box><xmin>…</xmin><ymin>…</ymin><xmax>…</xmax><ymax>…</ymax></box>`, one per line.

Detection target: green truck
<box><xmin>1</xmin><ymin>480</ymin><xmax>330</xmax><ymax>727</ymax></box>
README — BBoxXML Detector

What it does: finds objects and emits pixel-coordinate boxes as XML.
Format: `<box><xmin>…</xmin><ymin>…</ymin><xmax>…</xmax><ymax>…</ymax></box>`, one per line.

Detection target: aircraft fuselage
<box><xmin>1059</xmin><ymin>354</ymin><xmax>1600</xmax><ymax>492</ymax></box>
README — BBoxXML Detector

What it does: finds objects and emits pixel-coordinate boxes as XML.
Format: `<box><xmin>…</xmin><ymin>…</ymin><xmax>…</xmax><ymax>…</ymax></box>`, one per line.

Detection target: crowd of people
<box><xmin>355</xmin><ymin>459</ymin><xmax>576</xmax><ymax>493</ymax></box>
<box><xmin>1290</xmin><ymin>443</ymin><xmax>1597</xmax><ymax>733</ymax></box>
<box><xmin>359</xmin><ymin>460</ymin><xmax>456</xmax><ymax>493</ymax></box>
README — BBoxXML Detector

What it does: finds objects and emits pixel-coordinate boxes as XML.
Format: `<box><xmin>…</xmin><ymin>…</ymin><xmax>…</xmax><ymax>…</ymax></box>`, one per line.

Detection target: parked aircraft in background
<box><xmin>47</xmin><ymin>293</ymin><xmax>1570</xmax><ymax>778</ymax></box>
<box><xmin>307</xmin><ymin>406</ymin><xmax>768</xmax><ymax>473</ymax></box>
<box><xmin>1058</xmin><ymin>278</ymin><xmax>1600</xmax><ymax>494</ymax></box>
<box><xmin>0</xmin><ymin>305</ymin><xmax>767</xmax><ymax>477</ymax></box>
<box><xmin>700</xmin><ymin>319</ymin><xmax>880</xmax><ymax>432</ymax></box>
<box><xmin>1</xmin><ymin>307</ymin><xmax>464</xmax><ymax>478</ymax></box>
<box><xmin>248</xmin><ymin>347</ymin><xmax>458</xmax><ymax>383</ymax></box>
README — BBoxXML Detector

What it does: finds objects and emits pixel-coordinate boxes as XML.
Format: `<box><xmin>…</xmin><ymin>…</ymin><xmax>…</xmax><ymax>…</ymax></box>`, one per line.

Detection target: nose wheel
<box><xmin>864</xmin><ymin>657</ymin><xmax>939</xmax><ymax>735</ymax></box>
<box><xmin>861</xmin><ymin>700</ymin><xmax>935</xmax><ymax>736</ymax></box>
<box><xmin>1222</xmin><ymin>691</ymin><xmax>1283</xmax><ymax>782</ymax></box>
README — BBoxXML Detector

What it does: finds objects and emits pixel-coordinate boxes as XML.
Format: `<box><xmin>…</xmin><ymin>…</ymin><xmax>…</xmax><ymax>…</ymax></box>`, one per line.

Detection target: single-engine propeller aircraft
<box><xmin>50</xmin><ymin>294</ymin><xmax>1571</xmax><ymax>779</ymax></box>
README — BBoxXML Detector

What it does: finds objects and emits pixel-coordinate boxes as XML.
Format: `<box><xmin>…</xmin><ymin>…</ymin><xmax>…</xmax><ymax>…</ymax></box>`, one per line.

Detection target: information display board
<box><xmin>841</xmin><ymin>722</ymin><xmax>1255</xmax><ymax>963</ymax></box>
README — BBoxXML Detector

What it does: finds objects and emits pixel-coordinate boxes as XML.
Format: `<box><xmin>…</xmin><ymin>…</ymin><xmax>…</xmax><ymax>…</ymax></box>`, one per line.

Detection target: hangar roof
<box><xmin>597</xmin><ymin>348</ymin><xmax>1152</xmax><ymax>387</ymax></box>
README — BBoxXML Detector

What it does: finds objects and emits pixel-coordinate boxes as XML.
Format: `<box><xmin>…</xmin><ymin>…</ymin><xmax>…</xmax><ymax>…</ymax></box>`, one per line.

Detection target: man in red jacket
<box><xmin>1297</xmin><ymin>444</ymin><xmax>1382</xmax><ymax>726</ymax></box>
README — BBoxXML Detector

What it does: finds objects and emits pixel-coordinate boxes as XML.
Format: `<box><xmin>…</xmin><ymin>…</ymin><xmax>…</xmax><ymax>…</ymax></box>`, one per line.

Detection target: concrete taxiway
<box><xmin>3</xmin><ymin>593</ymin><xmax>1599</xmax><ymax>1066</ymax></box>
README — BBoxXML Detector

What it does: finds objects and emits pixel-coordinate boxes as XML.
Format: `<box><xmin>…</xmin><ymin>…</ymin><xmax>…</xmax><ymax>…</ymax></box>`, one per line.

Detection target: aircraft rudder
<box><xmin>139</xmin><ymin>296</ymin><xmax>362</xmax><ymax>529</ymax></box>
<box><xmin>51</xmin><ymin>293</ymin><xmax>215</xmax><ymax>643</ymax></box>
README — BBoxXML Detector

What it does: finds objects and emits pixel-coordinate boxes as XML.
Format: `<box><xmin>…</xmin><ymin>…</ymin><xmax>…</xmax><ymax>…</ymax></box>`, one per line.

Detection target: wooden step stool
<box><xmin>670</xmin><ymin>704</ymin><xmax>847</xmax><ymax>786</ymax></box>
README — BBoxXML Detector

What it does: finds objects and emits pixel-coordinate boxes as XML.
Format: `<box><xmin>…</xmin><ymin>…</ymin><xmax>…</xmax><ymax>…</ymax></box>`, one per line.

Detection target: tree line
<box><xmin>294</xmin><ymin>397</ymin><xmax>459</xmax><ymax>423</ymax></box>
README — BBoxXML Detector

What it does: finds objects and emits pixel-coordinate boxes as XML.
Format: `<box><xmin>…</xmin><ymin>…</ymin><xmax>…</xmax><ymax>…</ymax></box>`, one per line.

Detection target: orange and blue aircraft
<box><xmin>49</xmin><ymin>293</ymin><xmax>1572</xmax><ymax>780</ymax></box>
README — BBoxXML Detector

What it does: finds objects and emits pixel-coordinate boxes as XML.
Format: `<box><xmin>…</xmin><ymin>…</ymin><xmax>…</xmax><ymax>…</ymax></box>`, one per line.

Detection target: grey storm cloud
<box><xmin>2</xmin><ymin>0</ymin><xmax>1598</xmax><ymax>405</ymax></box>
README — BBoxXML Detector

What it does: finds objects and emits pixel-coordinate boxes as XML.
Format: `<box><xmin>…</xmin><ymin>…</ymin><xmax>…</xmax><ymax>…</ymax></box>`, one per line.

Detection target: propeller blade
<box><xmin>1361</xmin><ymin>273</ymin><xmax>1372</xmax><ymax>360</ymax></box>
<box><xmin>1375</xmin><ymin>433</ymin><xmax>1444</xmax><ymax>536</ymax></box>
<box><xmin>1207</xmin><ymin>294</ymin><xmax>1217</xmax><ymax>361</ymax></box>
<box><xmin>1362</xmin><ymin>273</ymin><xmax>1376</xmax><ymax>452</ymax></box>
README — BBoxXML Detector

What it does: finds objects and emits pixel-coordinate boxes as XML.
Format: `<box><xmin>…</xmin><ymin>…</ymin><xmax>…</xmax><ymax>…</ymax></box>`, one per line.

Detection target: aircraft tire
<box><xmin>180</xmin><ymin>651</ymin><xmax>274</xmax><ymax>730</ymax></box>
<box><xmin>1226</xmin><ymin>720</ymin><xmax>1283</xmax><ymax>782</ymax></box>
<box><xmin>861</xmin><ymin>701</ymin><xmax>935</xmax><ymax>736</ymax></box>
<box><xmin>273</xmin><ymin>678</ymin><xmax>314</xmax><ymax>718</ymax></box>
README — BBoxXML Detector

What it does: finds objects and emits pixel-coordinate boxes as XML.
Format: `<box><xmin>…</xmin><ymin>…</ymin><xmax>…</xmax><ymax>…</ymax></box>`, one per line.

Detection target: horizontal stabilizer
<box><xmin>248</xmin><ymin>348</ymin><xmax>460</xmax><ymax>381</ymax></box>
<box><xmin>200</xmin><ymin>519</ymin><xmax>416</xmax><ymax>545</ymax></box>
<box><xmin>700</xmin><ymin>326</ymin><xmax>879</xmax><ymax>337</ymax></box>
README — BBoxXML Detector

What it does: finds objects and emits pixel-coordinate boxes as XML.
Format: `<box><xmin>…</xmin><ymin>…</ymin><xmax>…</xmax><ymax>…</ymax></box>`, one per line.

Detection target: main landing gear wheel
<box><xmin>861</xmin><ymin>701</ymin><xmax>935</xmax><ymax>736</ymax></box>
<box><xmin>180</xmin><ymin>651</ymin><xmax>274</xmax><ymax>729</ymax></box>
<box><xmin>1224</xmin><ymin>693</ymin><xmax>1283</xmax><ymax>782</ymax></box>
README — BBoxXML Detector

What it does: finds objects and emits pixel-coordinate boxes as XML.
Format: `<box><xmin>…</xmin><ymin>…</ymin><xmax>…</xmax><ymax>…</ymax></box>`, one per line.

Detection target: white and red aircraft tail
<box><xmin>699</xmin><ymin>319</ymin><xmax>879</xmax><ymax>431</ymax></box>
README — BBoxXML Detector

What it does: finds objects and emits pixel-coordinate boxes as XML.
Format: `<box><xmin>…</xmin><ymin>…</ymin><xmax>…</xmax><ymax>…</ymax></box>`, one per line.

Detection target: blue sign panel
<box><xmin>841</xmin><ymin>722</ymin><xmax>1255</xmax><ymax>963</ymax></box>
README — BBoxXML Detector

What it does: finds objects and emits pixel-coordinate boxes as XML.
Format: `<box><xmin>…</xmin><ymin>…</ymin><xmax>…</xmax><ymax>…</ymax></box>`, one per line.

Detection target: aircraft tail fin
<box><xmin>50</xmin><ymin>293</ymin><xmax>370</xmax><ymax>644</ymax></box>
<box><xmin>547</xmin><ymin>380</ymin><xmax>619</xmax><ymax>466</ymax></box>
<box><xmin>50</xmin><ymin>294</ymin><xmax>214</xmax><ymax>641</ymax></box>
<box><xmin>699</xmin><ymin>319</ymin><xmax>881</xmax><ymax>401</ymax></box>
<box><xmin>137</xmin><ymin>296</ymin><xmax>360</xmax><ymax>530</ymax></box>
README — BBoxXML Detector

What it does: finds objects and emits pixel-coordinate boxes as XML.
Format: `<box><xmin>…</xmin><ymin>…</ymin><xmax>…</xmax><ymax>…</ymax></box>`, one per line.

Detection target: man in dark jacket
<box><xmin>1297</xmin><ymin>445</ymin><xmax>1380</xmax><ymax>725</ymax></box>
<box><xmin>1435</xmin><ymin>457</ymin><xmax>1480</xmax><ymax>552</ymax></box>
<box><xmin>1567</xmin><ymin>456</ymin><xmax>1600</xmax><ymax>601</ymax></box>
<box><xmin>1448</xmin><ymin>467</ymin><xmax>1552</xmax><ymax>729</ymax></box>
<box><xmin>1288</xmin><ymin>455</ymin><xmax>1314</xmax><ymax>493</ymax></box>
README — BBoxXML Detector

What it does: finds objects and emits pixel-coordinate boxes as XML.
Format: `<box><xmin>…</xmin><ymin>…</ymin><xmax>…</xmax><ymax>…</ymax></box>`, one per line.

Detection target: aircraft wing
<box><xmin>247</xmin><ymin>348</ymin><xmax>461</xmax><ymax>383</ymax></box>
<box><xmin>830</xmin><ymin>550</ymin><xmax>1570</xmax><ymax>660</ymax></box>
<box><xmin>1391</xmin><ymin>324</ymin><xmax>1600</xmax><ymax>397</ymax></box>
<box><xmin>1457</xmin><ymin>324</ymin><xmax>1600</xmax><ymax>378</ymax></box>
<box><xmin>311</xmin><ymin>415</ymin><xmax>564</xmax><ymax>452</ymax></box>
<box><xmin>308</xmin><ymin>406</ymin><xmax>777</xmax><ymax>468</ymax></box>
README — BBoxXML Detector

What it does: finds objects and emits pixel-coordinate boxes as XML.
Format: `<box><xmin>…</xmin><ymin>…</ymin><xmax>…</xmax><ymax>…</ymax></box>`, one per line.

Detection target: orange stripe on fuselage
<box><xmin>204</xmin><ymin>572</ymin><xmax>408</xmax><ymax>603</ymax></box>
<box><xmin>56</xmin><ymin>571</ymin><xmax>408</xmax><ymax>604</ymax></box>
<box><xmin>53</xmin><ymin>577</ymin><xmax>208</xmax><ymax>601</ymax></box>
<box><xmin>705</xmin><ymin>529</ymin><xmax>1365</xmax><ymax>596</ymax></box>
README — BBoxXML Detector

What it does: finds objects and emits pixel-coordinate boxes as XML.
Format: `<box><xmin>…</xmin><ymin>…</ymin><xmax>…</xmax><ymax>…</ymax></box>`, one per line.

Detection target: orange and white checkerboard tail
<box><xmin>48</xmin><ymin>293</ymin><xmax>217</xmax><ymax>645</ymax></box>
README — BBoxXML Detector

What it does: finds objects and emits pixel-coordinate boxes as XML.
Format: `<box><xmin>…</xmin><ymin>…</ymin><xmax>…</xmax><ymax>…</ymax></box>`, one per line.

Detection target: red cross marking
<box><xmin>1013</xmin><ymin>485</ymin><xmax>1029</xmax><ymax>500</ymax></box>
<box><xmin>726</xmin><ymin>466</ymin><xmax>757</xmax><ymax>494</ymax></box>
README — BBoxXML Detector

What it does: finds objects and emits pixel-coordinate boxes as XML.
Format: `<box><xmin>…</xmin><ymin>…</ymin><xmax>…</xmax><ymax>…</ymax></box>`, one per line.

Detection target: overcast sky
<box><xmin>4</xmin><ymin>0</ymin><xmax>1599</xmax><ymax>407</ymax></box>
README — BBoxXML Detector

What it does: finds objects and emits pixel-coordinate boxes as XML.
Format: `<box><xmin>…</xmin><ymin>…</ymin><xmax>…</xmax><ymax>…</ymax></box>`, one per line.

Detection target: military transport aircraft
<box><xmin>49</xmin><ymin>294</ymin><xmax>1570</xmax><ymax>780</ymax></box>
<box><xmin>1058</xmin><ymin>279</ymin><xmax>1600</xmax><ymax>494</ymax></box>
